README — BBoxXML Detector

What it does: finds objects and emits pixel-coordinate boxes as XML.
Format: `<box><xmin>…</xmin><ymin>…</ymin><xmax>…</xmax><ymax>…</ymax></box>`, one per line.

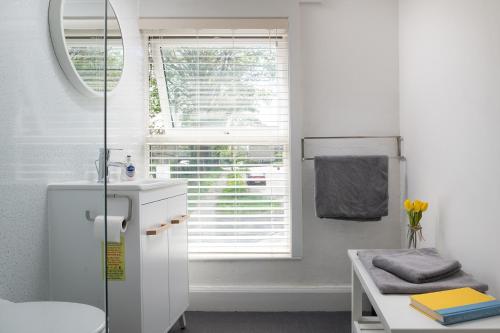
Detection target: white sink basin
<box><xmin>48</xmin><ymin>179</ymin><xmax>186</xmax><ymax>191</ymax></box>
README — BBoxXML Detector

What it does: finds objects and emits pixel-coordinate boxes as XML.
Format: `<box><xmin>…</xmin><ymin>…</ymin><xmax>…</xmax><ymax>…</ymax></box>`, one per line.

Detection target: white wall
<box><xmin>0</xmin><ymin>0</ymin><xmax>401</xmax><ymax>308</ymax></box>
<box><xmin>6</xmin><ymin>0</ymin><xmax>498</xmax><ymax>312</ymax></box>
<box><xmin>400</xmin><ymin>0</ymin><xmax>500</xmax><ymax>296</ymax></box>
<box><xmin>140</xmin><ymin>0</ymin><xmax>401</xmax><ymax>311</ymax></box>
<box><xmin>107</xmin><ymin>0</ymin><xmax>145</xmax><ymax>170</ymax></box>
<box><xmin>298</xmin><ymin>0</ymin><xmax>401</xmax><ymax>309</ymax></box>
<box><xmin>0</xmin><ymin>0</ymin><xmax>143</xmax><ymax>302</ymax></box>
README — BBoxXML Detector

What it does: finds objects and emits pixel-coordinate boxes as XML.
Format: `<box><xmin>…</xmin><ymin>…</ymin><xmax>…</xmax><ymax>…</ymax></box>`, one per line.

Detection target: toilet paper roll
<box><xmin>93</xmin><ymin>216</ymin><xmax>127</xmax><ymax>243</ymax></box>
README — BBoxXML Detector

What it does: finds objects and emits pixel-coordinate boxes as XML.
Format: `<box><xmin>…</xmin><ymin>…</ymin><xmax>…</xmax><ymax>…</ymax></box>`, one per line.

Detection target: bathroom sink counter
<box><xmin>48</xmin><ymin>180</ymin><xmax>190</xmax><ymax>333</ymax></box>
<box><xmin>48</xmin><ymin>179</ymin><xmax>187</xmax><ymax>191</ymax></box>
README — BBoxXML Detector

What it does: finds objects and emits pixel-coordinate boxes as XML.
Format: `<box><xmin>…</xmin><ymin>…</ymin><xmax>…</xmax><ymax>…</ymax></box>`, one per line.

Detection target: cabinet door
<box><xmin>141</xmin><ymin>199</ymin><xmax>170</xmax><ymax>333</ymax></box>
<box><xmin>166</xmin><ymin>194</ymin><xmax>189</xmax><ymax>324</ymax></box>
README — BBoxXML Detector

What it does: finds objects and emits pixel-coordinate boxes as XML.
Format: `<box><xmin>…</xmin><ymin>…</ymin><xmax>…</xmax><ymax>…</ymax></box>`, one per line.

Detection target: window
<box><xmin>145</xmin><ymin>26</ymin><xmax>290</xmax><ymax>257</ymax></box>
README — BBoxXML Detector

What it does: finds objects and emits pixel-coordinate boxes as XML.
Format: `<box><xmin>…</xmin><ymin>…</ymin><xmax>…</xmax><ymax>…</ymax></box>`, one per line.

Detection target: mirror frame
<box><xmin>48</xmin><ymin>0</ymin><xmax>124</xmax><ymax>98</ymax></box>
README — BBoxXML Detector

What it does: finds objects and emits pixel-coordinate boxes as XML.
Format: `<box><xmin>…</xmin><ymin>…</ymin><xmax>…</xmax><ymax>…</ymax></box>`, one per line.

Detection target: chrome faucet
<box><xmin>96</xmin><ymin>148</ymin><xmax>125</xmax><ymax>183</ymax></box>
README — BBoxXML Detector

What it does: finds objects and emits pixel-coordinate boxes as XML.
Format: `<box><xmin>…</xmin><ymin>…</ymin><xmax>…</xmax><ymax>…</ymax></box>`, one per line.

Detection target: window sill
<box><xmin>189</xmin><ymin>253</ymin><xmax>302</xmax><ymax>261</ymax></box>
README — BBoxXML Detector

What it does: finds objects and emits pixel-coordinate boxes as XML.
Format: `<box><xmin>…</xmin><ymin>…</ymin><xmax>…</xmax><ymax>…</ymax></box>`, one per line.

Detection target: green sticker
<box><xmin>102</xmin><ymin>236</ymin><xmax>126</xmax><ymax>281</ymax></box>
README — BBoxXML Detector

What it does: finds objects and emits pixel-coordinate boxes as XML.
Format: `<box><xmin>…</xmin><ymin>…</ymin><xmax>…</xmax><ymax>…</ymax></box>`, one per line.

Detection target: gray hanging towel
<box><xmin>314</xmin><ymin>155</ymin><xmax>388</xmax><ymax>221</ymax></box>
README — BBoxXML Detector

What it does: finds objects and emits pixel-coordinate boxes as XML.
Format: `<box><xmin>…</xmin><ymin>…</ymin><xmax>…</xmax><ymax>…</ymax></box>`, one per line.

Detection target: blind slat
<box><xmin>188</xmin><ymin>222</ymin><xmax>289</xmax><ymax>226</ymax></box>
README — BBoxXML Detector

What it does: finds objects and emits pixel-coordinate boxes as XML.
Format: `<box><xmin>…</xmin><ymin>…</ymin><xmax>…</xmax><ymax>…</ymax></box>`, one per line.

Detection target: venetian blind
<box><xmin>144</xmin><ymin>24</ymin><xmax>290</xmax><ymax>256</ymax></box>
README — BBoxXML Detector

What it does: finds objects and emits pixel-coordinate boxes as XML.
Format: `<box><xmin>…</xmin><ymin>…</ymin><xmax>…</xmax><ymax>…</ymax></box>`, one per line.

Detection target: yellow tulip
<box><xmin>403</xmin><ymin>199</ymin><xmax>413</xmax><ymax>212</ymax></box>
<box><xmin>413</xmin><ymin>200</ymin><xmax>422</xmax><ymax>212</ymax></box>
<box><xmin>421</xmin><ymin>202</ymin><xmax>429</xmax><ymax>212</ymax></box>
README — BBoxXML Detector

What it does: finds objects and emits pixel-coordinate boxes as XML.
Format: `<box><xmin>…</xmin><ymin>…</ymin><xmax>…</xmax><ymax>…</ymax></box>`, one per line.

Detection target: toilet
<box><xmin>0</xmin><ymin>299</ymin><xmax>105</xmax><ymax>333</ymax></box>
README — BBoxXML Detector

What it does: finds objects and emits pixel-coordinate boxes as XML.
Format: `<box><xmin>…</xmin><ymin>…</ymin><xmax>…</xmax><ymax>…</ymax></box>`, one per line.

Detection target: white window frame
<box><xmin>142</xmin><ymin>19</ymin><xmax>303</xmax><ymax>260</ymax></box>
<box><xmin>149</xmin><ymin>36</ymin><xmax>289</xmax><ymax>141</ymax></box>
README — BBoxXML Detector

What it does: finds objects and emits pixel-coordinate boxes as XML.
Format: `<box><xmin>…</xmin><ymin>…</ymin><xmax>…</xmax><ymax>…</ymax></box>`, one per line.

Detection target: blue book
<box><xmin>437</xmin><ymin>300</ymin><xmax>500</xmax><ymax>325</ymax></box>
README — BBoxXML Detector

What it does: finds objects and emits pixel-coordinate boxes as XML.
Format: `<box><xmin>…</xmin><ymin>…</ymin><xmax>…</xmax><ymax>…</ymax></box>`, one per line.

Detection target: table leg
<box><xmin>352</xmin><ymin>264</ymin><xmax>363</xmax><ymax>333</ymax></box>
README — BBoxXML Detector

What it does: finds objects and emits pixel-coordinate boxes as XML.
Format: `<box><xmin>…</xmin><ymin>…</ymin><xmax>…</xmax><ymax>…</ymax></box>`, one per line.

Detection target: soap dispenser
<box><xmin>124</xmin><ymin>155</ymin><xmax>136</xmax><ymax>181</ymax></box>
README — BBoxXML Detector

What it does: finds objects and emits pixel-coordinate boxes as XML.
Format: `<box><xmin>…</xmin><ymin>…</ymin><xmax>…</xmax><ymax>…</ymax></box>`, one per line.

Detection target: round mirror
<box><xmin>49</xmin><ymin>0</ymin><xmax>124</xmax><ymax>97</ymax></box>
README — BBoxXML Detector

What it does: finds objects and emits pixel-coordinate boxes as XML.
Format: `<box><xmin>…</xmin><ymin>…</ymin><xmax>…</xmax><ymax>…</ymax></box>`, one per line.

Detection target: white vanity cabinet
<box><xmin>48</xmin><ymin>180</ymin><xmax>189</xmax><ymax>333</ymax></box>
<box><xmin>141</xmin><ymin>192</ymin><xmax>189</xmax><ymax>333</ymax></box>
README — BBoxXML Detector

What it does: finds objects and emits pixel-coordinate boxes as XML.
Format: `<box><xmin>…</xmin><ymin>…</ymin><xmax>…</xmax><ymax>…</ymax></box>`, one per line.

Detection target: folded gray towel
<box><xmin>372</xmin><ymin>248</ymin><xmax>462</xmax><ymax>284</ymax></box>
<box><xmin>358</xmin><ymin>249</ymin><xmax>488</xmax><ymax>294</ymax></box>
<box><xmin>314</xmin><ymin>155</ymin><xmax>388</xmax><ymax>221</ymax></box>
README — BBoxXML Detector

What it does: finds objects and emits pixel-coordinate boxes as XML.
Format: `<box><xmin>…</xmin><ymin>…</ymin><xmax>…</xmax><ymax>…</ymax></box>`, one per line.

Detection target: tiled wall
<box><xmin>0</xmin><ymin>0</ymin><xmax>143</xmax><ymax>301</ymax></box>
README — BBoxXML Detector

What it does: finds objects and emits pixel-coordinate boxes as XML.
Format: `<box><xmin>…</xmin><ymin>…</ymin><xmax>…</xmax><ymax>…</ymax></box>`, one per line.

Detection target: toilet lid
<box><xmin>0</xmin><ymin>302</ymin><xmax>105</xmax><ymax>333</ymax></box>
<box><xmin>0</xmin><ymin>299</ymin><xmax>12</xmax><ymax>307</ymax></box>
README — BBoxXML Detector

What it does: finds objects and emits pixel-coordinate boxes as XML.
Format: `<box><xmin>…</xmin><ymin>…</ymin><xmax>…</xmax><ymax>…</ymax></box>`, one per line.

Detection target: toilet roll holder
<box><xmin>85</xmin><ymin>194</ymin><xmax>133</xmax><ymax>222</ymax></box>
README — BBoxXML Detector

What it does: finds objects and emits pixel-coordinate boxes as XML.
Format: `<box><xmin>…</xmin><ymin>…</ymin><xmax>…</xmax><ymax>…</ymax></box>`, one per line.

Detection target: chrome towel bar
<box><xmin>301</xmin><ymin>135</ymin><xmax>405</xmax><ymax>161</ymax></box>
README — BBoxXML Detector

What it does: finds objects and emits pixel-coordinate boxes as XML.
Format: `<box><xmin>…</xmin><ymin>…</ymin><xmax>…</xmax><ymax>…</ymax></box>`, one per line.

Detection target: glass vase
<box><xmin>407</xmin><ymin>224</ymin><xmax>422</xmax><ymax>249</ymax></box>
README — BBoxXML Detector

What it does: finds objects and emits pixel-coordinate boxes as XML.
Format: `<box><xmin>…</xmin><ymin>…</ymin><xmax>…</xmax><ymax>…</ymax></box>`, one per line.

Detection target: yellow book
<box><xmin>410</xmin><ymin>288</ymin><xmax>495</xmax><ymax>322</ymax></box>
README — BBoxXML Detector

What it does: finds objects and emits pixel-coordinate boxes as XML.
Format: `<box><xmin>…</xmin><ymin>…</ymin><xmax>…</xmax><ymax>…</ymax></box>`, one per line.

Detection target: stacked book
<box><xmin>411</xmin><ymin>287</ymin><xmax>500</xmax><ymax>325</ymax></box>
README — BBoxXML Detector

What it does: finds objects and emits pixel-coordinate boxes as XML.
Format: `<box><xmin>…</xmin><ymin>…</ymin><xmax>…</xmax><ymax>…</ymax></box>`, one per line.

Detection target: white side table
<box><xmin>349</xmin><ymin>250</ymin><xmax>500</xmax><ymax>333</ymax></box>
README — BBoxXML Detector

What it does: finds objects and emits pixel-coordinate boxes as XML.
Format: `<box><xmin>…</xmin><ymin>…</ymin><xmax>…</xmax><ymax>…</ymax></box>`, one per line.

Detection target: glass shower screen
<box><xmin>0</xmin><ymin>0</ymin><xmax>110</xmax><ymax>332</ymax></box>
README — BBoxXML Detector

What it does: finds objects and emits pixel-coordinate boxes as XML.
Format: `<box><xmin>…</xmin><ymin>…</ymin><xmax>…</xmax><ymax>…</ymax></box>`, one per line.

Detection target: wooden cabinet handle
<box><xmin>146</xmin><ymin>223</ymin><xmax>170</xmax><ymax>236</ymax></box>
<box><xmin>171</xmin><ymin>214</ymin><xmax>190</xmax><ymax>225</ymax></box>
